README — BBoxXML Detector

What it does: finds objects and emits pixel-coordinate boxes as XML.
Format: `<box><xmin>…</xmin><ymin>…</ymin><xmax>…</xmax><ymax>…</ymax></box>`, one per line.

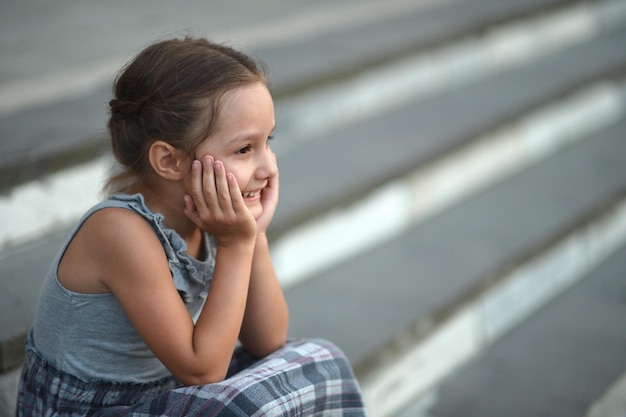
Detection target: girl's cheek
<box><xmin>222</xmin><ymin>162</ymin><xmax>243</xmax><ymax>184</ymax></box>
<box><xmin>231</xmin><ymin>174</ymin><xmax>244</xmax><ymax>189</ymax></box>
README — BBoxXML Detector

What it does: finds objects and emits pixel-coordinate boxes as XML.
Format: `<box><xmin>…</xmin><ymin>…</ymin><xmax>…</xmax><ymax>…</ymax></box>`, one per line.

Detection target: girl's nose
<box><xmin>257</xmin><ymin>149</ymin><xmax>278</xmax><ymax>178</ymax></box>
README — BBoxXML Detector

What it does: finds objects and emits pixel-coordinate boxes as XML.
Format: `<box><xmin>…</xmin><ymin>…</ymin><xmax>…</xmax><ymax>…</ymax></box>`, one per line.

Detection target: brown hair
<box><xmin>105</xmin><ymin>37</ymin><xmax>267</xmax><ymax>194</ymax></box>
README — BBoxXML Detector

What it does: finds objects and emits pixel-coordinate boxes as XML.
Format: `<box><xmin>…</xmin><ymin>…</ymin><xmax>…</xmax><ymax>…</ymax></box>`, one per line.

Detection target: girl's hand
<box><xmin>255</xmin><ymin>154</ymin><xmax>279</xmax><ymax>235</ymax></box>
<box><xmin>184</xmin><ymin>156</ymin><xmax>257</xmax><ymax>246</ymax></box>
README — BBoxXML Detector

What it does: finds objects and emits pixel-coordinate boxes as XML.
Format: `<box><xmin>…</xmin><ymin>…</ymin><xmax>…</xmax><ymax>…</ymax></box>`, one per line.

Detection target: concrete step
<box><xmin>585</xmin><ymin>370</ymin><xmax>626</xmax><ymax>417</ymax></box>
<box><xmin>4</xmin><ymin>17</ymin><xmax>626</xmax><ymax>257</ymax></box>
<box><xmin>253</xmin><ymin>0</ymin><xmax>573</xmax><ymax>96</ymax></box>
<box><xmin>408</xmin><ymin>241</ymin><xmax>626</xmax><ymax>417</ymax></box>
<box><xmin>272</xmin><ymin>25</ymin><xmax>626</xmax><ymax>237</ymax></box>
<box><xmin>284</xmin><ymin>114</ymin><xmax>626</xmax><ymax>415</ymax></box>
<box><xmin>0</xmin><ymin>0</ymin><xmax>600</xmax><ymax>189</ymax></box>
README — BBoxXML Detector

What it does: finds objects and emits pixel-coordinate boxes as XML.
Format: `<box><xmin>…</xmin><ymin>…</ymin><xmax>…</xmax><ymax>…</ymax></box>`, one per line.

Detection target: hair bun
<box><xmin>109</xmin><ymin>98</ymin><xmax>143</xmax><ymax>117</ymax></box>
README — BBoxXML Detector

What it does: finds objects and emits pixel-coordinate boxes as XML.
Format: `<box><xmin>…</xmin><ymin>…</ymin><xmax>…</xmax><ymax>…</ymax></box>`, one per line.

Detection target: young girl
<box><xmin>16</xmin><ymin>37</ymin><xmax>367</xmax><ymax>416</ymax></box>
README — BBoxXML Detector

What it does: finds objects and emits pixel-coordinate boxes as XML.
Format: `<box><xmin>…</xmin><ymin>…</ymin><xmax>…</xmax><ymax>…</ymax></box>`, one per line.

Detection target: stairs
<box><xmin>2</xmin><ymin>0</ymin><xmax>626</xmax><ymax>415</ymax></box>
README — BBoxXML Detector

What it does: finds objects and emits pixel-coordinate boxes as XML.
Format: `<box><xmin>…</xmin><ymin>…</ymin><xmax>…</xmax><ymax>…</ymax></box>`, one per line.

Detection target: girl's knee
<box><xmin>306</xmin><ymin>337</ymin><xmax>348</xmax><ymax>358</ymax></box>
<box><xmin>286</xmin><ymin>338</ymin><xmax>356</xmax><ymax>377</ymax></box>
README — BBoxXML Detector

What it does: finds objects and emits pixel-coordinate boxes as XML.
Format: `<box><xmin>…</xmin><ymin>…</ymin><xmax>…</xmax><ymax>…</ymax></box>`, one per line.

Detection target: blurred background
<box><xmin>2</xmin><ymin>0</ymin><xmax>626</xmax><ymax>416</ymax></box>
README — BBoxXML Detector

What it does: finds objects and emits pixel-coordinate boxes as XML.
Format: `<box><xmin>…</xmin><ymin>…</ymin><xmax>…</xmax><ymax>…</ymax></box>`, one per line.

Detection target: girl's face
<box><xmin>193</xmin><ymin>82</ymin><xmax>277</xmax><ymax>219</ymax></box>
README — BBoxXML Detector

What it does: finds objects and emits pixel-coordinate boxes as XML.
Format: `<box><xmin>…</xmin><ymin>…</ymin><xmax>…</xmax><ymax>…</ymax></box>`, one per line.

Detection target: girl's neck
<box><xmin>128</xmin><ymin>183</ymin><xmax>203</xmax><ymax>257</ymax></box>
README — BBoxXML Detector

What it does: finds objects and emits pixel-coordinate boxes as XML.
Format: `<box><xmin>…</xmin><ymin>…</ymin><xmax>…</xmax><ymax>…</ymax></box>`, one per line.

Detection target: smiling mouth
<box><xmin>242</xmin><ymin>191</ymin><xmax>260</xmax><ymax>199</ymax></box>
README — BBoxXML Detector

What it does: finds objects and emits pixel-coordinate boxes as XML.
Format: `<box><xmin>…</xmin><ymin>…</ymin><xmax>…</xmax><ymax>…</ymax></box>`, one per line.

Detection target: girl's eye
<box><xmin>236</xmin><ymin>145</ymin><xmax>251</xmax><ymax>155</ymax></box>
<box><xmin>267</xmin><ymin>135</ymin><xmax>274</xmax><ymax>146</ymax></box>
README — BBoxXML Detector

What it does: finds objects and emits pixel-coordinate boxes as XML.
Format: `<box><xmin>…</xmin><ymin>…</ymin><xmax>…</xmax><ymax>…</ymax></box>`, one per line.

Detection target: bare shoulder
<box><xmin>86</xmin><ymin>207</ymin><xmax>168</xmax><ymax>273</ymax></box>
<box><xmin>58</xmin><ymin>207</ymin><xmax>167</xmax><ymax>293</ymax></box>
<box><xmin>87</xmin><ymin>206</ymin><xmax>155</xmax><ymax>240</ymax></box>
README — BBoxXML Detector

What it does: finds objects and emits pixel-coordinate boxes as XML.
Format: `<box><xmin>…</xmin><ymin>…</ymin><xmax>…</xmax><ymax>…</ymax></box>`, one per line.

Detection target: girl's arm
<box><xmin>103</xmin><ymin>157</ymin><xmax>258</xmax><ymax>386</ymax></box>
<box><xmin>238</xmin><ymin>170</ymin><xmax>289</xmax><ymax>356</ymax></box>
<box><xmin>239</xmin><ymin>234</ymin><xmax>289</xmax><ymax>357</ymax></box>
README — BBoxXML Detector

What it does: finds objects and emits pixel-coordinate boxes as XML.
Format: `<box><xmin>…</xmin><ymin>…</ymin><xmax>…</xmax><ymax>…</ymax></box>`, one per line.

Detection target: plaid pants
<box><xmin>17</xmin><ymin>338</ymin><xmax>368</xmax><ymax>417</ymax></box>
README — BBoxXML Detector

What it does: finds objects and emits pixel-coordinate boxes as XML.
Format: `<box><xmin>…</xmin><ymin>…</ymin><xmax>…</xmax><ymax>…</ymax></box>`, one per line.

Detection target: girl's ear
<box><xmin>148</xmin><ymin>141</ymin><xmax>188</xmax><ymax>181</ymax></box>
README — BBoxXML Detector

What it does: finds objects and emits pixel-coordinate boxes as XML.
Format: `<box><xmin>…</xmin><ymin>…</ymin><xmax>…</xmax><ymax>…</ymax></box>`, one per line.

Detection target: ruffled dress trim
<box><xmin>109</xmin><ymin>193</ymin><xmax>216</xmax><ymax>304</ymax></box>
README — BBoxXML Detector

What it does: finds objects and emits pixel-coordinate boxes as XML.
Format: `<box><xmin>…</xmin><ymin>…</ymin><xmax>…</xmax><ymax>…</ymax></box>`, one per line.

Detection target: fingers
<box><xmin>188</xmin><ymin>158</ymin><xmax>208</xmax><ymax>214</ymax></box>
<box><xmin>188</xmin><ymin>156</ymin><xmax>249</xmax><ymax>217</ymax></box>
<box><xmin>262</xmin><ymin>160</ymin><xmax>279</xmax><ymax>205</ymax></box>
<box><xmin>201</xmin><ymin>156</ymin><xmax>220</xmax><ymax>213</ymax></box>
<box><xmin>226</xmin><ymin>172</ymin><xmax>243</xmax><ymax>208</ymax></box>
<box><xmin>269</xmin><ymin>153</ymin><xmax>279</xmax><ymax>197</ymax></box>
<box><xmin>193</xmin><ymin>156</ymin><xmax>232</xmax><ymax>214</ymax></box>
<box><xmin>254</xmin><ymin>158</ymin><xmax>280</xmax><ymax>234</ymax></box>
<box><xmin>211</xmin><ymin>158</ymin><xmax>249</xmax><ymax>216</ymax></box>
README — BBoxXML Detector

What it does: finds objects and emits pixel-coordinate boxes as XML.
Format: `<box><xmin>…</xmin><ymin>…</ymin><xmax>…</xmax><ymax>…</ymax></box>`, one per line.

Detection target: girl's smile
<box><xmin>242</xmin><ymin>188</ymin><xmax>263</xmax><ymax>201</ymax></box>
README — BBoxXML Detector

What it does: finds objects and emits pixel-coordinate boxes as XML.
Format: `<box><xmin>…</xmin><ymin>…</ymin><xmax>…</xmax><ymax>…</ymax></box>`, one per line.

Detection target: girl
<box><xmin>16</xmin><ymin>37</ymin><xmax>367</xmax><ymax>416</ymax></box>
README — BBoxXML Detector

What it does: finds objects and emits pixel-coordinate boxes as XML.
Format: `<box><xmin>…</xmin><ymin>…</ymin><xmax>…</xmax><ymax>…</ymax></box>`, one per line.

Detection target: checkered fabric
<box><xmin>16</xmin><ymin>337</ymin><xmax>368</xmax><ymax>417</ymax></box>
